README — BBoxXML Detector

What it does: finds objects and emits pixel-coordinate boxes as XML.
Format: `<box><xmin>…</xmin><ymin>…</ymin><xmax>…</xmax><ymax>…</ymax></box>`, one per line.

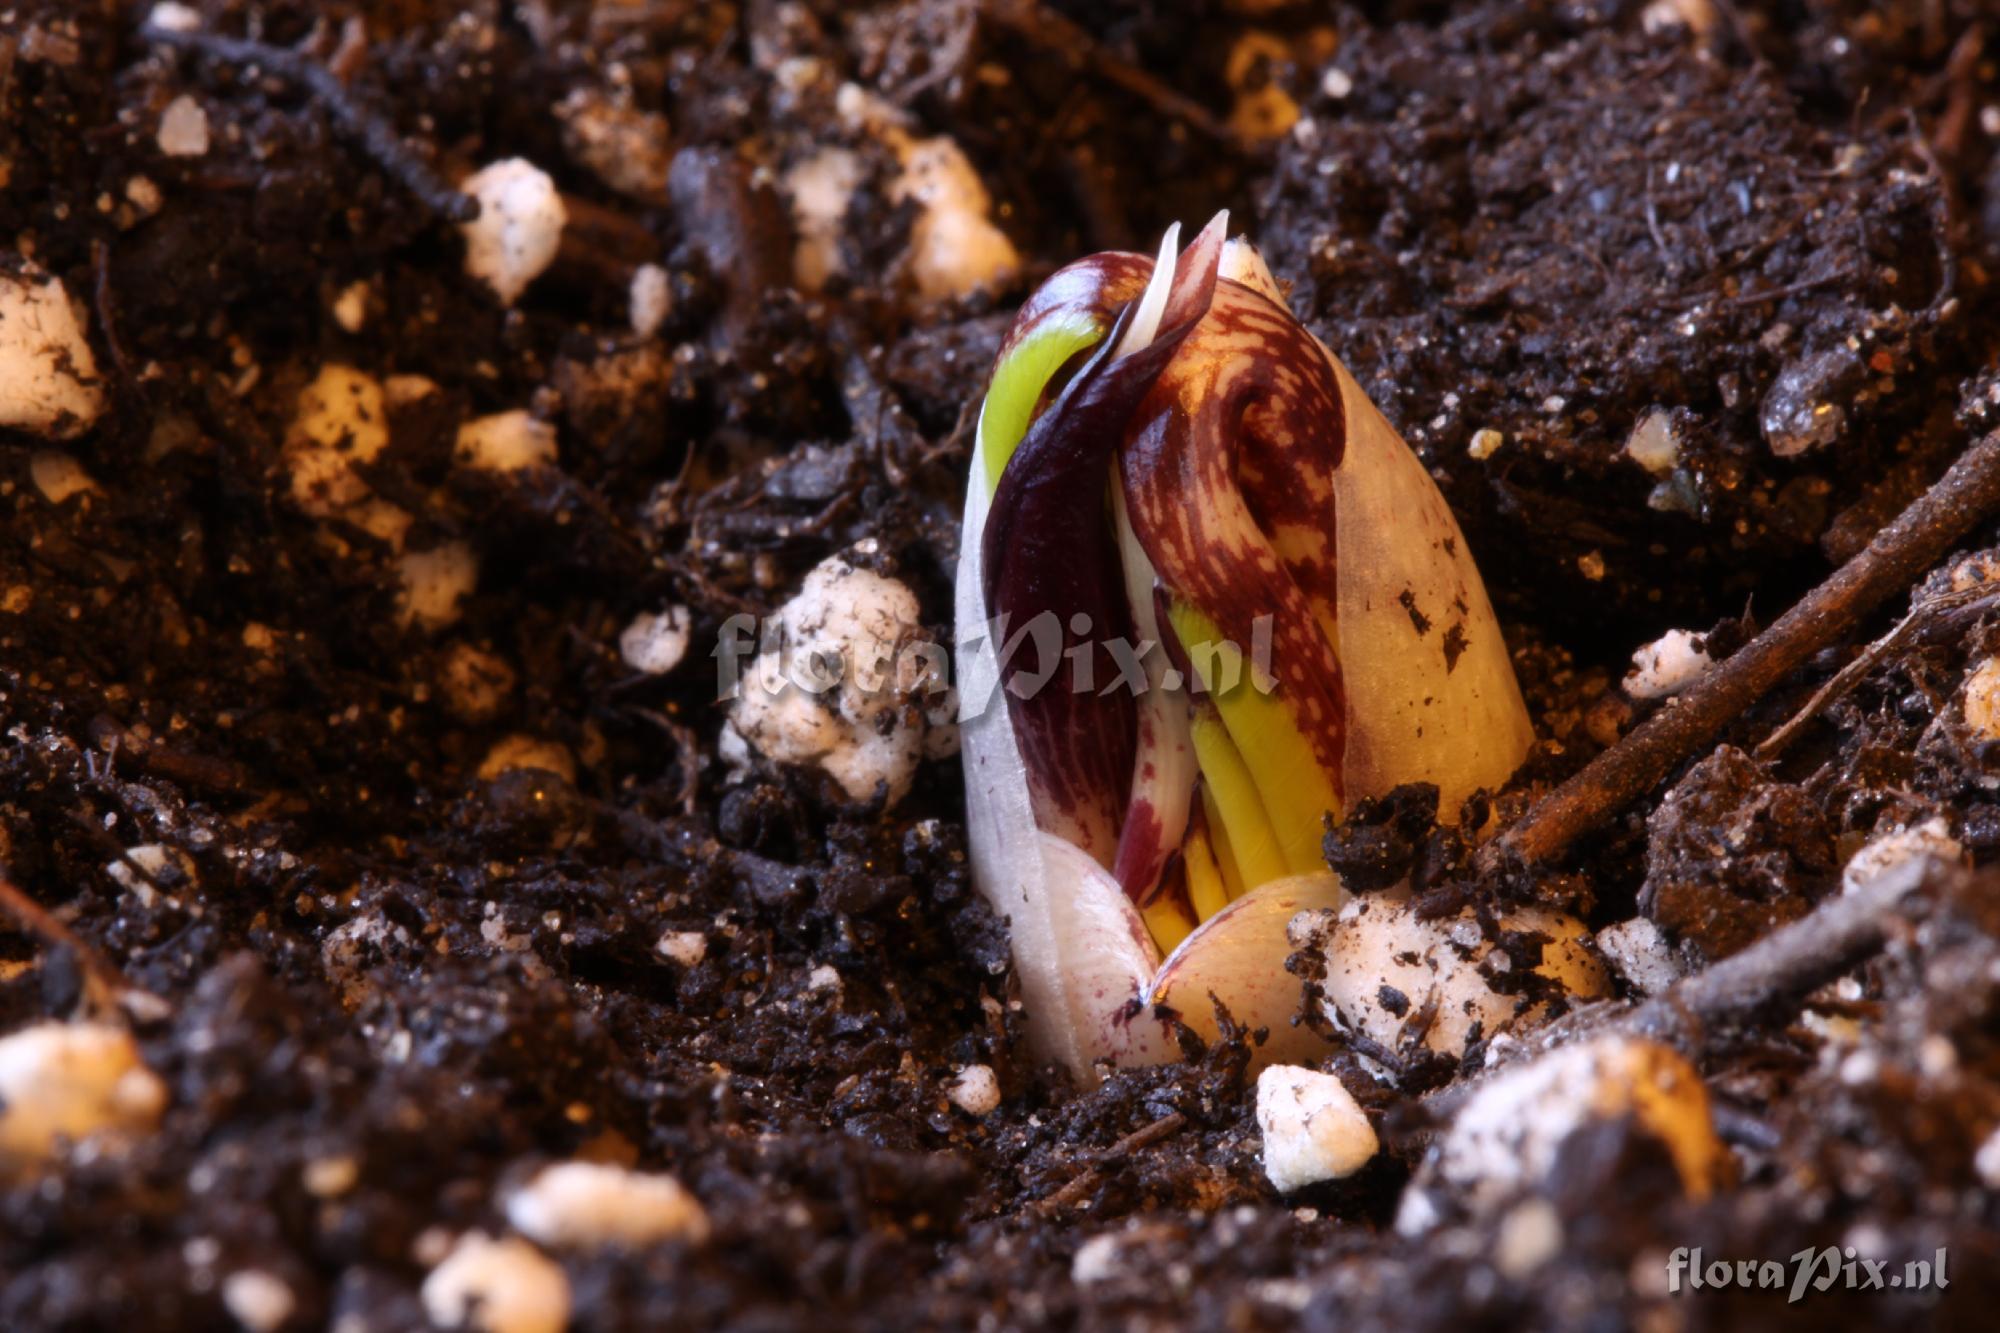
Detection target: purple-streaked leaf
<box><xmin>982</xmin><ymin>280</ymin><xmax>1216</xmax><ymax>865</ymax></box>
<box><xmin>1104</xmin><ymin>216</ymin><xmax>1226</xmax><ymax>903</ymax></box>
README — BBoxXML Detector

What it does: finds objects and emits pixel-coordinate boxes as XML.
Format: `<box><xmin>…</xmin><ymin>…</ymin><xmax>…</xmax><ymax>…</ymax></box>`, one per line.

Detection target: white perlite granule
<box><xmin>1255</xmin><ymin>1064</ymin><xmax>1379</xmax><ymax>1191</ymax></box>
<box><xmin>1397</xmin><ymin>1035</ymin><xmax>1723</xmax><ymax>1233</ymax></box>
<box><xmin>331</xmin><ymin>280</ymin><xmax>369</xmax><ymax>333</ymax></box>
<box><xmin>1305</xmin><ymin>897</ymin><xmax>1607</xmax><ymax>1060</ymax></box>
<box><xmin>1975</xmin><ymin>1126</ymin><xmax>2000</xmax><ymax>1190</ymax></box>
<box><xmin>1622</xmin><ymin>408</ymin><xmax>1681</xmax><ymax>476</ymax></box>
<box><xmin>1624</xmin><ymin>628</ymin><xmax>1714</xmax><ymax>699</ymax></box>
<box><xmin>629</xmin><ymin>263</ymin><xmax>671</xmax><ymax>336</ymax></box>
<box><xmin>833</xmin><ymin>87</ymin><xmax>1020</xmax><ymax>303</ymax></box>
<box><xmin>0</xmin><ymin>1022</ymin><xmax>168</xmax><ymax>1173</ymax></box>
<box><xmin>221</xmin><ymin>1270</ymin><xmax>296</xmax><ymax>1333</ymax></box>
<box><xmin>421</xmin><ymin>1232</ymin><xmax>571</xmax><ymax>1333</ymax></box>
<box><xmin>784</xmin><ymin>148</ymin><xmax>863</xmax><ymax>292</ymax></box>
<box><xmin>456</xmin><ymin>410</ymin><xmax>558</xmax><ymax>473</ymax></box>
<box><xmin>157</xmin><ymin>95</ymin><xmax>210</xmax><ymax>157</ymax></box>
<box><xmin>1963</xmin><ymin>657</ymin><xmax>2000</xmax><ymax>743</ymax></box>
<box><xmin>554</xmin><ymin>89</ymin><xmax>672</xmax><ymax>203</ymax></box>
<box><xmin>1594</xmin><ymin>916</ymin><xmax>1684</xmax><ymax>996</ymax></box>
<box><xmin>506</xmin><ymin>1160</ymin><xmax>710</xmax><ymax>1250</ymax></box>
<box><xmin>146</xmin><ymin>3</ymin><xmax>202</xmax><ymax>33</ymax></box>
<box><xmin>0</xmin><ymin>268</ymin><xmax>106</xmax><ymax>438</ymax></box>
<box><xmin>890</xmin><ymin>133</ymin><xmax>1021</xmax><ymax>303</ymax></box>
<box><xmin>460</xmin><ymin>159</ymin><xmax>567</xmax><ymax>306</ymax></box>
<box><xmin>655</xmin><ymin>931</ymin><xmax>708</xmax><ymax>967</ymax></box>
<box><xmin>619</xmin><ymin>606</ymin><xmax>692</xmax><ymax>675</ymax></box>
<box><xmin>285</xmin><ymin>364</ymin><xmax>389</xmax><ymax>516</ymax></box>
<box><xmin>398</xmin><ymin>541</ymin><xmax>479</xmax><ymax>628</ymax></box>
<box><xmin>726</xmin><ymin>553</ymin><xmax>956</xmax><ymax>807</ymax></box>
<box><xmin>1493</xmin><ymin>1199</ymin><xmax>1564</xmax><ymax>1277</ymax></box>
<box><xmin>1841</xmin><ymin>816</ymin><xmax>1967</xmax><ymax>895</ymax></box>
<box><xmin>1073</xmin><ymin>1232</ymin><xmax>1132</xmax><ymax>1285</ymax></box>
<box><xmin>946</xmin><ymin>1064</ymin><xmax>1002</xmax><ymax>1117</ymax></box>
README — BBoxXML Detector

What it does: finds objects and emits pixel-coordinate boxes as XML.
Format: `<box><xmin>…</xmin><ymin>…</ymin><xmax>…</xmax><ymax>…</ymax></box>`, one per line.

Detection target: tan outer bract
<box><xmin>1325</xmin><ymin>351</ymin><xmax>1535</xmax><ymax>813</ymax></box>
<box><xmin>1149</xmin><ymin>873</ymin><xmax>1346</xmax><ymax>1063</ymax></box>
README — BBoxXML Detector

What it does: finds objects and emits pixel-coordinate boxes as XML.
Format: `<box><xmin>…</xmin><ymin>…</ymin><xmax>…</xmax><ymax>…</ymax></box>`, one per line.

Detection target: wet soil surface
<box><xmin>3</xmin><ymin>1</ymin><xmax>2000</xmax><ymax>1328</ymax></box>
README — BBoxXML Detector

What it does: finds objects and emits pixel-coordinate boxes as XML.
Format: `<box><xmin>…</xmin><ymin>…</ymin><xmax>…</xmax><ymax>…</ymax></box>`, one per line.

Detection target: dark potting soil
<box><xmin>3</xmin><ymin>1</ymin><xmax>2000</xmax><ymax>1329</ymax></box>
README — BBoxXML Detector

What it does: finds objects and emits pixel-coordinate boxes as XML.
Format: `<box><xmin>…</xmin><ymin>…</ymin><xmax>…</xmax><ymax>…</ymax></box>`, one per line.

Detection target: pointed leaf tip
<box><xmin>1165</xmin><ymin>213</ymin><xmax>1227</xmax><ymax>330</ymax></box>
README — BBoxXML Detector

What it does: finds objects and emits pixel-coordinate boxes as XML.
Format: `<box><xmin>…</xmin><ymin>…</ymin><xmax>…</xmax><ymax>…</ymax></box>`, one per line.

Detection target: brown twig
<box><xmin>1623</xmin><ymin>854</ymin><xmax>1938</xmax><ymax>1050</ymax></box>
<box><xmin>630</xmin><ymin>707</ymin><xmax>702</xmax><ymax>817</ymax></box>
<box><xmin>139</xmin><ymin>23</ymin><xmax>477</xmax><ymax>222</ymax></box>
<box><xmin>986</xmin><ymin>0</ymin><xmax>1246</xmax><ymax>151</ymax></box>
<box><xmin>1716</xmin><ymin>269</ymin><xmax>1854</xmax><ymax>310</ymax></box>
<box><xmin>887</xmin><ymin>0</ymin><xmax>981</xmax><ymax>106</ymax></box>
<box><xmin>1427</xmin><ymin>853</ymin><xmax>1950</xmax><ymax>1120</ymax></box>
<box><xmin>0</xmin><ymin>874</ymin><xmax>140</xmax><ymax>1018</ymax></box>
<box><xmin>90</xmin><ymin>239</ymin><xmax>132</xmax><ymax>380</ymax></box>
<box><xmin>553</xmin><ymin>192</ymin><xmax>660</xmax><ymax>291</ymax></box>
<box><xmin>1037</xmin><ymin>1110</ymin><xmax>1187</xmax><ymax>1211</ymax></box>
<box><xmin>1490</xmin><ymin>431</ymin><xmax>2000</xmax><ymax>870</ymax></box>
<box><xmin>1756</xmin><ymin>582</ymin><xmax>2000</xmax><ymax>759</ymax></box>
<box><xmin>87</xmin><ymin>715</ymin><xmax>254</xmax><ymax>798</ymax></box>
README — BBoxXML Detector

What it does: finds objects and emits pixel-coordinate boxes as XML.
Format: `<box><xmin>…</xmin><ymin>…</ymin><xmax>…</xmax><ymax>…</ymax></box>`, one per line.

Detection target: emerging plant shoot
<box><xmin>957</xmin><ymin>216</ymin><xmax>1537</xmax><ymax>1079</ymax></box>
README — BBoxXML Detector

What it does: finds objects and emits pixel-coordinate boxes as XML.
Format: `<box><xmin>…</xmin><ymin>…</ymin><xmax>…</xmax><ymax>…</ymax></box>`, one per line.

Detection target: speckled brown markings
<box><xmin>1119</xmin><ymin>280</ymin><xmax>1350</xmax><ymax>788</ymax></box>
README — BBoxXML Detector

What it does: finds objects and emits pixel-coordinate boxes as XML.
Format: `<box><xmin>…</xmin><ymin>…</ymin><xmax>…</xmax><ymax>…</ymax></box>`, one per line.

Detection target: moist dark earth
<box><xmin>4</xmin><ymin>1</ymin><xmax>2000</xmax><ymax>1328</ymax></box>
